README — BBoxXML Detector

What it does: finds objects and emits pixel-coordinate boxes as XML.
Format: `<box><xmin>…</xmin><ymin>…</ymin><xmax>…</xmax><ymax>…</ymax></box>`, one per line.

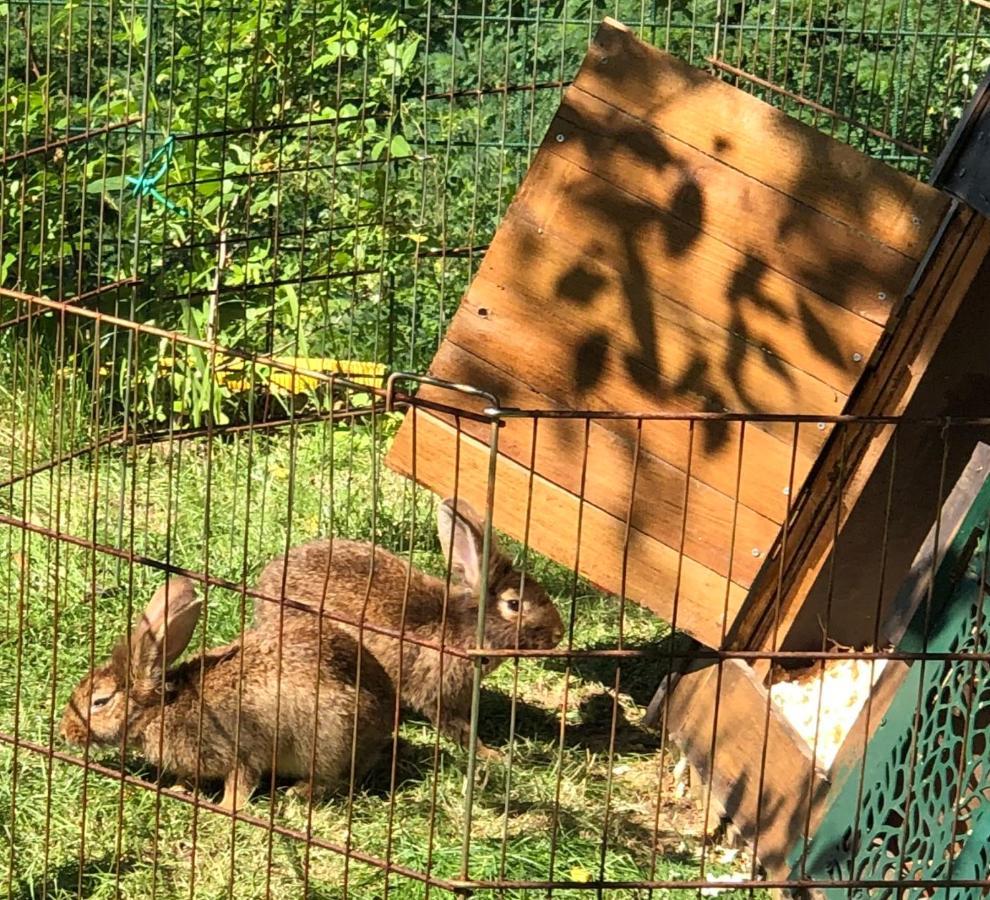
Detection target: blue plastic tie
<box><xmin>126</xmin><ymin>135</ymin><xmax>188</xmax><ymax>216</ymax></box>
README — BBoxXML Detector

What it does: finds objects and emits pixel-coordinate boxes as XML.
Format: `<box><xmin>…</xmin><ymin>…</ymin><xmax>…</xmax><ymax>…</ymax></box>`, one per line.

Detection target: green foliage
<box><xmin>0</xmin><ymin>0</ymin><xmax>987</xmax><ymax>426</ymax></box>
<box><xmin>713</xmin><ymin>1</ymin><xmax>990</xmax><ymax>165</ymax></box>
<box><xmin>0</xmin><ymin>1</ymin><xmax>428</xmax><ymax>424</ymax></box>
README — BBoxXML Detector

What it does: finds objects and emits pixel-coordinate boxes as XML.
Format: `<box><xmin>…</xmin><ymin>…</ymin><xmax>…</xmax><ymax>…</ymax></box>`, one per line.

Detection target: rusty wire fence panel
<box><xmin>2</xmin><ymin>289</ymin><xmax>990</xmax><ymax>896</ymax></box>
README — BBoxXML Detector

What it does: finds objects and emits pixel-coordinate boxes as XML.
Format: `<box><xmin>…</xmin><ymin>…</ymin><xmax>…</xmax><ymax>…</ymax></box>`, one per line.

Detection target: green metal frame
<box><xmin>790</xmin><ymin>470</ymin><xmax>990</xmax><ymax>897</ymax></box>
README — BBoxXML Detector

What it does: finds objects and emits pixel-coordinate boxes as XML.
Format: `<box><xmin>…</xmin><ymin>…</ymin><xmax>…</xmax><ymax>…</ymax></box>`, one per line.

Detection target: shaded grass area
<box><xmin>0</xmin><ymin>402</ymin><xmax>760</xmax><ymax>899</ymax></box>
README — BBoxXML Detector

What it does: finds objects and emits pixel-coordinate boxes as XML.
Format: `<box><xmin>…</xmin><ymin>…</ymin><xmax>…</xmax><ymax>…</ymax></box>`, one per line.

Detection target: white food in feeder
<box><xmin>769</xmin><ymin>650</ymin><xmax>888</xmax><ymax>773</ymax></box>
<box><xmin>701</xmin><ymin>873</ymin><xmax>749</xmax><ymax>895</ymax></box>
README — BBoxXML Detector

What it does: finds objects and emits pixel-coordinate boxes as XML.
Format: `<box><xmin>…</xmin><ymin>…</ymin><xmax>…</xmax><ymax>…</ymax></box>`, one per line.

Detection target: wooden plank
<box><xmin>459</xmin><ymin>262</ymin><xmax>844</xmax><ymax>454</ymax></box>
<box><xmin>546</xmin><ymin>85</ymin><xmax>915</xmax><ymax>328</ymax></box>
<box><xmin>578</xmin><ymin>19</ymin><xmax>948</xmax><ymax>263</ymax></box>
<box><xmin>666</xmin><ymin>659</ymin><xmax>830</xmax><ymax>877</ymax></box>
<box><xmin>388</xmin><ymin>408</ymin><xmax>746</xmax><ymax>647</ymax></box>
<box><xmin>420</xmin><ymin>339</ymin><xmax>795</xmax><ymax>526</ymax></box>
<box><xmin>882</xmin><ymin>444</ymin><xmax>990</xmax><ymax>646</ymax></box>
<box><xmin>726</xmin><ymin>208</ymin><xmax>990</xmax><ymax>652</ymax></box>
<box><xmin>461</xmin><ymin>264</ymin><xmax>842</xmax><ymax>454</ymax></box>
<box><xmin>415</xmin><ymin>343</ymin><xmax>783</xmax><ymax>585</ymax></box>
<box><xmin>493</xmin><ymin>177</ymin><xmax>879</xmax><ymax>398</ymax></box>
<box><xmin>777</xmin><ymin>293</ymin><xmax>990</xmax><ymax>653</ymax></box>
<box><xmin>447</xmin><ymin>273</ymin><xmax>826</xmax><ymax>485</ymax></box>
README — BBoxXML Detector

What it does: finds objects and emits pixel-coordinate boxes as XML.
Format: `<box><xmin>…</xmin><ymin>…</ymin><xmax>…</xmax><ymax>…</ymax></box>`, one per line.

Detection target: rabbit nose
<box><xmin>57</xmin><ymin>709</ymin><xmax>77</xmax><ymax>743</ymax></box>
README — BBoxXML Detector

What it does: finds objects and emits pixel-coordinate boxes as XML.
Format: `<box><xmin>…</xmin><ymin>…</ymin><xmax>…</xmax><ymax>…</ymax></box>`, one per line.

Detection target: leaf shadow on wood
<box><xmin>575</xmin><ymin>329</ymin><xmax>610</xmax><ymax>391</ymax></box>
<box><xmin>534</xmin><ymin>85</ymin><xmax>864</xmax><ymax>466</ymax></box>
<box><xmin>413</xmin><ymin>25</ymin><xmax>938</xmax><ymax>664</ymax></box>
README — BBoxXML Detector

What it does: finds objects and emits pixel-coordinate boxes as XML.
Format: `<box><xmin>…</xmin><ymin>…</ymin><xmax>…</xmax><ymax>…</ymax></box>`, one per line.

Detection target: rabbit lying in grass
<box><xmin>60</xmin><ymin>576</ymin><xmax>393</xmax><ymax>810</ymax></box>
<box><xmin>253</xmin><ymin>498</ymin><xmax>565</xmax><ymax>757</ymax></box>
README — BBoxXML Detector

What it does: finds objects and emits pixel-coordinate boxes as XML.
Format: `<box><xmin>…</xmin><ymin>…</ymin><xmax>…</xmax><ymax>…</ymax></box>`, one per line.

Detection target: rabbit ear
<box><xmin>131</xmin><ymin>577</ymin><xmax>201</xmax><ymax>678</ymax></box>
<box><xmin>437</xmin><ymin>498</ymin><xmax>490</xmax><ymax>593</ymax></box>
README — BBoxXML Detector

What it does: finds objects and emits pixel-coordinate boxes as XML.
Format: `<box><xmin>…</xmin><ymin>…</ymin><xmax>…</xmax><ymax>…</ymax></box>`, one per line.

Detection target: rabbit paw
<box><xmin>473</xmin><ymin>739</ymin><xmax>501</xmax><ymax>762</ymax></box>
<box><xmin>170</xmin><ymin>780</ymin><xmax>196</xmax><ymax>798</ymax></box>
<box><xmin>287</xmin><ymin>779</ymin><xmax>329</xmax><ymax>804</ymax></box>
<box><xmin>220</xmin><ymin>766</ymin><xmax>257</xmax><ymax>812</ymax></box>
<box><xmin>439</xmin><ymin>717</ymin><xmax>501</xmax><ymax>761</ymax></box>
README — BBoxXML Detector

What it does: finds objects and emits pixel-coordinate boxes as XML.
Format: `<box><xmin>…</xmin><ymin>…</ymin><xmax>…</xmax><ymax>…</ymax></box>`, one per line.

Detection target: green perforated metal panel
<box><xmin>791</xmin><ymin>474</ymin><xmax>990</xmax><ymax>898</ymax></box>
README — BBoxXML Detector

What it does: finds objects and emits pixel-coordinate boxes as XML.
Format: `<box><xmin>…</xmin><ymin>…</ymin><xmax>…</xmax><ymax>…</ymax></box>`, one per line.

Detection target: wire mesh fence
<box><xmin>3</xmin><ymin>287</ymin><xmax>990</xmax><ymax>896</ymax></box>
<box><xmin>3</xmin><ymin>1</ymin><xmax>990</xmax><ymax>898</ymax></box>
<box><xmin>2</xmin><ymin>2</ymin><xmax>989</xmax><ymax>380</ymax></box>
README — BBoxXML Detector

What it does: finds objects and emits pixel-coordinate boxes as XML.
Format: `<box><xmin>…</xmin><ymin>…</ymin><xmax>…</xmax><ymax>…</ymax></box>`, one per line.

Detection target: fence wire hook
<box><xmin>385</xmin><ymin>371</ymin><xmax>502</xmax><ymax>416</ymax></box>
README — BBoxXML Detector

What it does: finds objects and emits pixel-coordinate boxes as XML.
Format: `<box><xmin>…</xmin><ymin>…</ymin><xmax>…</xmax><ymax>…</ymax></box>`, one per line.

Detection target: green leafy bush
<box><xmin>0</xmin><ymin>0</ymin><xmax>987</xmax><ymax>426</ymax></box>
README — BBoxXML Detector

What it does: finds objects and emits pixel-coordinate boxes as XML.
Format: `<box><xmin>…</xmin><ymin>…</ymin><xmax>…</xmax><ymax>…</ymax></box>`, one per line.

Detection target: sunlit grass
<box><xmin>0</xmin><ymin>374</ymin><xmax>760</xmax><ymax>899</ymax></box>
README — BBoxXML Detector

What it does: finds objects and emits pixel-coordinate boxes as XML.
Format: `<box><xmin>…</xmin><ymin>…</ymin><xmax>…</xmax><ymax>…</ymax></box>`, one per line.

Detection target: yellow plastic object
<box><xmin>158</xmin><ymin>354</ymin><xmax>386</xmax><ymax>396</ymax></box>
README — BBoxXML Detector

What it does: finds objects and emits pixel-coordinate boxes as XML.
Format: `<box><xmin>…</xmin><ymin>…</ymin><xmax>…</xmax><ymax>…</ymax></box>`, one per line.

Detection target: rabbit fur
<box><xmin>252</xmin><ymin>498</ymin><xmax>565</xmax><ymax>757</ymax></box>
<box><xmin>60</xmin><ymin>576</ymin><xmax>394</xmax><ymax>811</ymax></box>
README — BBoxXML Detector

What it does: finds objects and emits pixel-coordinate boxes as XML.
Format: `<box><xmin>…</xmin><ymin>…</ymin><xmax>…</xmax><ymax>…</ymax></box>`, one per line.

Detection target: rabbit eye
<box><xmin>502</xmin><ymin>596</ymin><xmax>520</xmax><ymax>613</ymax></box>
<box><xmin>92</xmin><ymin>694</ymin><xmax>113</xmax><ymax>709</ymax></box>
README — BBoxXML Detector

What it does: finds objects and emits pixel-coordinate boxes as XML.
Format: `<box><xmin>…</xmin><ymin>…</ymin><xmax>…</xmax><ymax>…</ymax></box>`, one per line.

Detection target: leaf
<box><xmin>369</xmin><ymin>138</ymin><xmax>387</xmax><ymax>161</ymax></box>
<box><xmin>0</xmin><ymin>252</ymin><xmax>15</xmax><ymax>282</ymax></box>
<box><xmin>120</xmin><ymin>12</ymin><xmax>147</xmax><ymax>45</ymax></box>
<box><xmin>86</xmin><ymin>176</ymin><xmax>126</xmax><ymax>194</ymax></box>
<box><xmin>389</xmin><ymin>133</ymin><xmax>411</xmax><ymax>158</ymax></box>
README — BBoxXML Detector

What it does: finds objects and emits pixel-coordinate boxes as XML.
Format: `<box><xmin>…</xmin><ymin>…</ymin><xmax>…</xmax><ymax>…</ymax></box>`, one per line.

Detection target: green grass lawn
<box><xmin>0</xmin><ymin>390</ymin><xmax>760</xmax><ymax>898</ymax></box>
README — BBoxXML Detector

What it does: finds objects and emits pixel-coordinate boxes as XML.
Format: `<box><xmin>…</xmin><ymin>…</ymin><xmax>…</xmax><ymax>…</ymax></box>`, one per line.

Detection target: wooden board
<box><xmin>487</xmin><ymin>198</ymin><xmax>877</xmax><ymax>397</ymax></box>
<box><xmin>727</xmin><ymin>209</ymin><xmax>990</xmax><ymax>654</ymax></box>
<box><xmin>666</xmin><ymin>659</ymin><xmax>830</xmax><ymax>878</ymax></box>
<box><xmin>578</xmin><ymin>20</ymin><xmax>947</xmax><ymax>263</ymax></box>
<box><xmin>447</xmin><ymin>277</ymin><xmax>829</xmax><ymax>480</ymax></box>
<box><xmin>435</xmin><ymin>299</ymin><xmax>815</xmax><ymax>524</ymax></box>
<box><xmin>389</xmin><ymin>409</ymin><xmax>747</xmax><ymax>646</ymax></box>
<box><xmin>385</xmin><ymin>17</ymin><xmax>952</xmax><ymax>648</ymax></box>
<box><xmin>544</xmin><ymin>87</ymin><xmax>914</xmax><ymax>329</ymax></box>
<box><xmin>778</xmin><ymin>307</ymin><xmax>990</xmax><ymax>655</ymax></box>
<box><xmin>473</xmin><ymin>209</ymin><xmax>848</xmax><ymax>442</ymax></box>
<box><xmin>413</xmin><ymin>347</ymin><xmax>782</xmax><ymax>585</ymax></box>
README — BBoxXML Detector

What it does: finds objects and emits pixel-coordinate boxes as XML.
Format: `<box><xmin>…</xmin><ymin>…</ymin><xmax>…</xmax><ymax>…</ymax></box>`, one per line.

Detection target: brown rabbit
<box><xmin>60</xmin><ymin>576</ymin><xmax>394</xmax><ymax>810</ymax></box>
<box><xmin>253</xmin><ymin>498</ymin><xmax>565</xmax><ymax>757</ymax></box>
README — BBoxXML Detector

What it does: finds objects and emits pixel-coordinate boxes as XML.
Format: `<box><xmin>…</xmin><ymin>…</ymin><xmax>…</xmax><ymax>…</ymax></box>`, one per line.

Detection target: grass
<box><xmin>0</xmin><ymin>355</ymin><xmax>763</xmax><ymax>899</ymax></box>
